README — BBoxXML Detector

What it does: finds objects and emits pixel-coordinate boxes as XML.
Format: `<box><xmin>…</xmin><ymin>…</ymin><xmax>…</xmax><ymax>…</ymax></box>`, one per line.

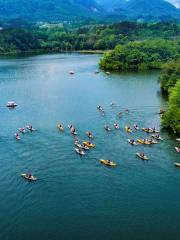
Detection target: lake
<box><xmin>0</xmin><ymin>53</ymin><xmax>179</xmax><ymax>240</ymax></box>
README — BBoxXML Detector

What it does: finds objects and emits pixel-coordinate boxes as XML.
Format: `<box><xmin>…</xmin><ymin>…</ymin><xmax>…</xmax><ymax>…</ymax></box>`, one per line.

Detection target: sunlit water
<box><xmin>0</xmin><ymin>54</ymin><xmax>179</xmax><ymax>240</ymax></box>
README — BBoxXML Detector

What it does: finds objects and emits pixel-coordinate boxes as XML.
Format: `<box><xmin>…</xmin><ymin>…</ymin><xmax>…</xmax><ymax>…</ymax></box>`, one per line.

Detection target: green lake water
<box><xmin>0</xmin><ymin>54</ymin><xmax>179</xmax><ymax>240</ymax></box>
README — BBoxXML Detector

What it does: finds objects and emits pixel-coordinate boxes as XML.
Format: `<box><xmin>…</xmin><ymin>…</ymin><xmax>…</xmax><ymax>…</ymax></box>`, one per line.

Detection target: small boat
<box><xmin>174</xmin><ymin>162</ymin><xmax>180</xmax><ymax>167</ymax></box>
<box><xmin>6</xmin><ymin>101</ymin><xmax>18</xmax><ymax>108</ymax></box>
<box><xmin>26</xmin><ymin>125</ymin><xmax>36</xmax><ymax>132</ymax></box>
<box><xmin>106</xmin><ymin>72</ymin><xmax>110</xmax><ymax>75</ymax></box>
<box><xmin>86</xmin><ymin>132</ymin><xmax>94</xmax><ymax>139</ymax></box>
<box><xmin>57</xmin><ymin>124</ymin><xmax>64</xmax><ymax>131</ymax></box>
<box><xmin>100</xmin><ymin>159</ymin><xmax>117</xmax><ymax>167</ymax></box>
<box><xmin>75</xmin><ymin>148</ymin><xmax>85</xmax><ymax>156</ymax></box>
<box><xmin>127</xmin><ymin>139</ymin><xmax>138</xmax><ymax>145</ymax></box>
<box><xmin>137</xmin><ymin>139</ymin><xmax>151</xmax><ymax>145</ymax></box>
<box><xmin>114</xmin><ymin>123</ymin><xmax>119</xmax><ymax>130</ymax></box>
<box><xmin>19</xmin><ymin>128</ymin><xmax>26</xmax><ymax>134</ymax></box>
<box><xmin>21</xmin><ymin>173</ymin><xmax>37</xmax><ymax>181</ymax></box>
<box><xmin>176</xmin><ymin>138</ymin><xmax>180</xmax><ymax>142</ymax></box>
<box><xmin>125</xmin><ymin>126</ymin><xmax>132</xmax><ymax>133</ymax></box>
<box><xmin>136</xmin><ymin>153</ymin><xmax>149</xmax><ymax>160</ymax></box>
<box><xmin>83</xmin><ymin>141</ymin><xmax>95</xmax><ymax>148</ymax></box>
<box><xmin>152</xmin><ymin>135</ymin><xmax>163</xmax><ymax>141</ymax></box>
<box><xmin>95</xmin><ymin>71</ymin><xmax>100</xmax><ymax>74</ymax></box>
<box><xmin>104</xmin><ymin>125</ymin><xmax>111</xmax><ymax>131</ymax></box>
<box><xmin>69</xmin><ymin>70</ymin><xmax>75</xmax><ymax>75</ymax></box>
<box><xmin>175</xmin><ymin>147</ymin><xmax>180</xmax><ymax>153</ymax></box>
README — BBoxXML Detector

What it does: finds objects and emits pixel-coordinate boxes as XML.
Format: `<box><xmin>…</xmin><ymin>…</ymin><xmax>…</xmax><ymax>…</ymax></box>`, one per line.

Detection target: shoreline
<box><xmin>0</xmin><ymin>49</ymin><xmax>105</xmax><ymax>57</ymax></box>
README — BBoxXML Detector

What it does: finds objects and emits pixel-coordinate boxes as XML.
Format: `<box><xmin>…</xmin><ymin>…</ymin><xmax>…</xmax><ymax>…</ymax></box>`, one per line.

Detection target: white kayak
<box><xmin>176</xmin><ymin>138</ymin><xmax>180</xmax><ymax>142</ymax></box>
<box><xmin>26</xmin><ymin>126</ymin><xmax>36</xmax><ymax>132</ymax></box>
<box><xmin>75</xmin><ymin>148</ymin><xmax>85</xmax><ymax>156</ymax></box>
<box><xmin>15</xmin><ymin>134</ymin><xmax>20</xmax><ymax>140</ymax></box>
<box><xmin>21</xmin><ymin>173</ymin><xmax>37</xmax><ymax>181</ymax></box>
<box><xmin>127</xmin><ymin>139</ymin><xmax>138</xmax><ymax>145</ymax></box>
<box><xmin>19</xmin><ymin>128</ymin><xmax>26</xmax><ymax>134</ymax></box>
<box><xmin>152</xmin><ymin>135</ymin><xmax>163</xmax><ymax>141</ymax></box>
<box><xmin>136</xmin><ymin>153</ymin><xmax>149</xmax><ymax>160</ymax></box>
<box><xmin>104</xmin><ymin>125</ymin><xmax>111</xmax><ymax>131</ymax></box>
<box><xmin>114</xmin><ymin>124</ymin><xmax>119</xmax><ymax>130</ymax></box>
<box><xmin>175</xmin><ymin>147</ymin><xmax>180</xmax><ymax>153</ymax></box>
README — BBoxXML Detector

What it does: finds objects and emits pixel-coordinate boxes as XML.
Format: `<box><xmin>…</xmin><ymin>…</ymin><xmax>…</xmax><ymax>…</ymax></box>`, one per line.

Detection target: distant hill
<box><xmin>0</xmin><ymin>0</ymin><xmax>103</xmax><ymax>21</ymax></box>
<box><xmin>98</xmin><ymin>0</ymin><xmax>180</xmax><ymax>21</ymax></box>
<box><xmin>0</xmin><ymin>0</ymin><xmax>179</xmax><ymax>22</ymax></box>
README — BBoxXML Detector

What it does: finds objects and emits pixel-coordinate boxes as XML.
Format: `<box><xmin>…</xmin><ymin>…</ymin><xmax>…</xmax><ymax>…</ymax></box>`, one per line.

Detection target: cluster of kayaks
<box><xmin>19</xmin><ymin>102</ymin><xmax>179</xmax><ymax>182</ymax></box>
<box><xmin>15</xmin><ymin>125</ymin><xmax>36</xmax><ymax>140</ymax></box>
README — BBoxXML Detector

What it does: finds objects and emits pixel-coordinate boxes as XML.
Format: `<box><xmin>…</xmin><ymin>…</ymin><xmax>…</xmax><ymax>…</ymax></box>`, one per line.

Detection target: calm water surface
<box><xmin>0</xmin><ymin>54</ymin><xmax>179</xmax><ymax>240</ymax></box>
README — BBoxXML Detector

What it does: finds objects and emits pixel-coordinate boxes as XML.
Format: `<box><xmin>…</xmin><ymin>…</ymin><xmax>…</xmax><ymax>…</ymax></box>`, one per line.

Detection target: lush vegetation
<box><xmin>0</xmin><ymin>21</ymin><xmax>180</xmax><ymax>54</ymax></box>
<box><xmin>160</xmin><ymin>60</ymin><xmax>180</xmax><ymax>133</ymax></box>
<box><xmin>99</xmin><ymin>39</ymin><xmax>180</xmax><ymax>70</ymax></box>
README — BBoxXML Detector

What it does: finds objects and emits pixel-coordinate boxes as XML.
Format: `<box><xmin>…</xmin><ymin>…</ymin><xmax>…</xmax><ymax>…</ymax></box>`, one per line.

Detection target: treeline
<box><xmin>0</xmin><ymin>21</ymin><xmax>180</xmax><ymax>53</ymax></box>
<box><xmin>160</xmin><ymin>60</ymin><xmax>180</xmax><ymax>134</ymax></box>
<box><xmin>99</xmin><ymin>39</ymin><xmax>180</xmax><ymax>70</ymax></box>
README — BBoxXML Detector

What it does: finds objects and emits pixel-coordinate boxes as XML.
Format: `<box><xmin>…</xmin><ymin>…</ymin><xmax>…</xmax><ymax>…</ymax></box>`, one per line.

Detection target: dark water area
<box><xmin>0</xmin><ymin>54</ymin><xmax>179</xmax><ymax>240</ymax></box>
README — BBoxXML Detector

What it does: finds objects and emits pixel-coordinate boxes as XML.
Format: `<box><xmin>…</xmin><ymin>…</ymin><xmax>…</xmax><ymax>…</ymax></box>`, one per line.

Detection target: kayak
<box><xmin>114</xmin><ymin>124</ymin><xmax>119</xmax><ymax>130</ymax></box>
<box><xmin>127</xmin><ymin>139</ymin><xmax>138</xmax><ymax>145</ymax></box>
<box><xmin>125</xmin><ymin>126</ymin><xmax>132</xmax><ymax>133</ymax></box>
<box><xmin>26</xmin><ymin>126</ymin><xmax>36</xmax><ymax>132</ymax></box>
<box><xmin>175</xmin><ymin>147</ymin><xmax>180</xmax><ymax>153</ymax></box>
<box><xmin>83</xmin><ymin>141</ymin><xmax>95</xmax><ymax>148</ymax></box>
<box><xmin>150</xmin><ymin>140</ymin><xmax>158</xmax><ymax>144</ymax></box>
<box><xmin>15</xmin><ymin>136</ymin><xmax>21</xmax><ymax>141</ymax></box>
<box><xmin>136</xmin><ymin>153</ymin><xmax>149</xmax><ymax>160</ymax></box>
<box><xmin>176</xmin><ymin>138</ymin><xmax>180</xmax><ymax>142</ymax></box>
<box><xmin>104</xmin><ymin>125</ymin><xmax>111</xmax><ymax>131</ymax></box>
<box><xmin>15</xmin><ymin>134</ymin><xmax>20</xmax><ymax>140</ymax></box>
<box><xmin>71</xmin><ymin>130</ymin><xmax>77</xmax><ymax>136</ymax></box>
<box><xmin>86</xmin><ymin>132</ymin><xmax>94</xmax><ymax>139</ymax></box>
<box><xmin>6</xmin><ymin>101</ymin><xmax>18</xmax><ymax>108</ymax></box>
<box><xmin>19</xmin><ymin>128</ymin><xmax>26</xmax><ymax>134</ymax></box>
<box><xmin>74</xmin><ymin>141</ymin><xmax>89</xmax><ymax>150</ymax></box>
<box><xmin>75</xmin><ymin>148</ymin><xmax>85</xmax><ymax>156</ymax></box>
<box><xmin>100</xmin><ymin>159</ymin><xmax>117</xmax><ymax>167</ymax></box>
<box><xmin>152</xmin><ymin>135</ymin><xmax>163</xmax><ymax>141</ymax></box>
<box><xmin>142</xmin><ymin>128</ymin><xmax>159</xmax><ymax>133</ymax></box>
<box><xmin>174</xmin><ymin>162</ymin><xmax>180</xmax><ymax>167</ymax></box>
<box><xmin>21</xmin><ymin>173</ymin><xmax>37</xmax><ymax>181</ymax></box>
<box><xmin>137</xmin><ymin>139</ymin><xmax>151</xmax><ymax>145</ymax></box>
<box><xmin>57</xmin><ymin>124</ymin><xmax>64</xmax><ymax>131</ymax></box>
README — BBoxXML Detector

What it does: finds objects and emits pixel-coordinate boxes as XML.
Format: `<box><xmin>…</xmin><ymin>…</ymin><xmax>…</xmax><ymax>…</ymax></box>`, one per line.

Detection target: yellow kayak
<box><xmin>137</xmin><ymin>139</ymin><xmax>144</xmax><ymax>144</ymax></box>
<box><xmin>83</xmin><ymin>141</ymin><xmax>96</xmax><ymax>148</ymax></box>
<box><xmin>125</xmin><ymin>126</ymin><xmax>132</xmax><ymax>133</ymax></box>
<box><xmin>57</xmin><ymin>124</ymin><xmax>64</xmax><ymax>131</ymax></box>
<box><xmin>137</xmin><ymin>139</ymin><xmax>151</xmax><ymax>145</ymax></box>
<box><xmin>100</xmin><ymin>159</ymin><xmax>117</xmax><ymax>167</ymax></box>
